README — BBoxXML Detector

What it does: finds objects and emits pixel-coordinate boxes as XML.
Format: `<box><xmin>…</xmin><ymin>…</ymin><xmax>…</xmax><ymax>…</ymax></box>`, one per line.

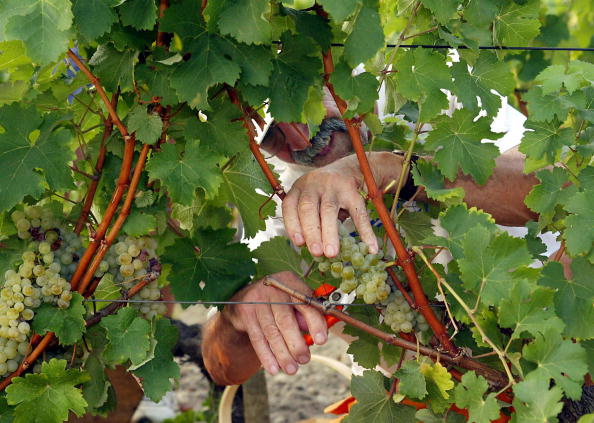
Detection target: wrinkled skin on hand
<box><xmin>221</xmin><ymin>271</ymin><xmax>328</xmax><ymax>376</ymax></box>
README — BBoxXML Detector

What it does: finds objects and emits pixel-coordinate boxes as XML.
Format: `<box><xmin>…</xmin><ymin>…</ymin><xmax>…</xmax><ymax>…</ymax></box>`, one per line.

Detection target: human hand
<box><xmin>221</xmin><ymin>271</ymin><xmax>328</xmax><ymax>376</ymax></box>
<box><xmin>282</xmin><ymin>152</ymin><xmax>404</xmax><ymax>258</ymax></box>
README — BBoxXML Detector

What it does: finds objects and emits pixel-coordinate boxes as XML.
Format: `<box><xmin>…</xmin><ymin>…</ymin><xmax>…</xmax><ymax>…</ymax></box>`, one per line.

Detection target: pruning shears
<box><xmin>303</xmin><ymin>283</ymin><xmax>354</xmax><ymax>346</ymax></box>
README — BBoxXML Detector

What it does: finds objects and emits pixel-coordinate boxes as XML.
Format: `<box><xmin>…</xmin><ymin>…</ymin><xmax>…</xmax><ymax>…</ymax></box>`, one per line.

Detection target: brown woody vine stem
<box><xmin>319</xmin><ymin>42</ymin><xmax>457</xmax><ymax>355</ymax></box>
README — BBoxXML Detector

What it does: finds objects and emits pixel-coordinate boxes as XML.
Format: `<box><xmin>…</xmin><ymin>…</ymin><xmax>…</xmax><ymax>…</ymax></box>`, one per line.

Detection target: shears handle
<box><xmin>303</xmin><ymin>283</ymin><xmax>342</xmax><ymax>346</ymax></box>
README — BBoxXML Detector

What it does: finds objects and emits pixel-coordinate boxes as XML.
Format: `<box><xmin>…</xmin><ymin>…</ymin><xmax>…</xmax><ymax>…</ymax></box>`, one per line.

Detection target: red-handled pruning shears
<box><xmin>303</xmin><ymin>283</ymin><xmax>352</xmax><ymax>346</ymax></box>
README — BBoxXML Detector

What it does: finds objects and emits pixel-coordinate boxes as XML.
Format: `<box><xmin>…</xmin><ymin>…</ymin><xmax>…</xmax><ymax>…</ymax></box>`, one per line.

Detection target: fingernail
<box><xmin>286</xmin><ymin>364</ymin><xmax>297</xmax><ymax>374</ymax></box>
<box><xmin>268</xmin><ymin>364</ymin><xmax>279</xmax><ymax>375</ymax></box>
<box><xmin>298</xmin><ymin>355</ymin><xmax>310</xmax><ymax>364</ymax></box>
<box><xmin>324</xmin><ymin>244</ymin><xmax>335</xmax><ymax>257</ymax></box>
<box><xmin>294</xmin><ymin>233</ymin><xmax>304</xmax><ymax>245</ymax></box>
<box><xmin>369</xmin><ymin>243</ymin><xmax>378</xmax><ymax>254</ymax></box>
<box><xmin>311</xmin><ymin>243</ymin><xmax>322</xmax><ymax>256</ymax></box>
<box><xmin>315</xmin><ymin>333</ymin><xmax>326</xmax><ymax>345</ymax></box>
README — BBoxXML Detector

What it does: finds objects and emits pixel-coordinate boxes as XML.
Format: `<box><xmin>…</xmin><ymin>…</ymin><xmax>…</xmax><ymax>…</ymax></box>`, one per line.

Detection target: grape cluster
<box><xmin>98</xmin><ymin>236</ymin><xmax>166</xmax><ymax>319</ymax></box>
<box><xmin>383</xmin><ymin>291</ymin><xmax>429</xmax><ymax>333</ymax></box>
<box><xmin>315</xmin><ymin>224</ymin><xmax>391</xmax><ymax>304</ymax></box>
<box><xmin>0</xmin><ymin>205</ymin><xmax>79</xmax><ymax>376</ymax></box>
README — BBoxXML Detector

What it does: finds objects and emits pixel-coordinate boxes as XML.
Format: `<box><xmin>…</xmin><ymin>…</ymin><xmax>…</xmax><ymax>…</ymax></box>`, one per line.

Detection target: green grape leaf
<box><xmin>458</xmin><ymin>226</ymin><xmax>532</xmax><ymax>306</ymax></box>
<box><xmin>519</xmin><ymin>120</ymin><xmax>574</xmax><ymax>173</ymax></box>
<box><xmin>454</xmin><ymin>371</ymin><xmax>500</xmax><ymax>423</ymax></box>
<box><xmin>426</xmin><ymin>204</ymin><xmax>496</xmax><ymax>258</ymax></box>
<box><xmin>253</xmin><ymin>237</ymin><xmax>304</xmax><ymax>280</ymax></box>
<box><xmin>347</xmin><ymin>337</ymin><xmax>381</xmax><ymax>370</ymax></box>
<box><xmin>268</xmin><ymin>33</ymin><xmax>321</xmax><ymax>122</ymax></box>
<box><xmin>524</xmin><ymin>167</ymin><xmax>578</xmax><ymax>227</ymax></box>
<box><xmin>217</xmin><ymin>0</ymin><xmax>271</xmax><ymax>45</ymax></box>
<box><xmin>72</xmin><ymin>0</ymin><xmax>117</xmax><ymax>41</ymax></box>
<box><xmin>425</xmin><ymin>110</ymin><xmax>501</xmax><ymax>184</ymax></box>
<box><xmin>31</xmin><ymin>293</ymin><xmax>86</xmax><ymax>345</ymax></box>
<box><xmin>171</xmin><ymin>191</ymin><xmax>232</xmax><ymax>232</ymax></box>
<box><xmin>187</xmin><ymin>98</ymin><xmax>248</xmax><ymax>156</ymax></box>
<box><xmin>420</xmin><ymin>361</ymin><xmax>455</xmax><ymax>413</ymax></box>
<box><xmin>3</xmin><ymin>0</ymin><xmax>72</xmax><ymax>65</ymax></box>
<box><xmin>219</xmin><ymin>41</ymin><xmax>273</xmax><ymax>88</ymax></box>
<box><xmin>6</xmin><ymin>359</ymin><xmax>89</xmax><ymax>423</ymax></box>
<box><xmin>523</xmin><ymin>329</ymin><xmax>588</xmax><ymax>400</ymax></box>
<box><xmin>136</xmin><ymin>64</ymin><xmax>179</xmax><ymax>106</ymax></box>
<box><xmin>127</xmin><ymin>105</ymin><xmax>163</xmax><ymax>145</ymax></box>
<box><xmin>451</xmin><ymin>52</ymin><xmax>514</xmax><ymax>117</ymax></box>
<box><xmin>420</xmin><ymin>0</ymin><xmax>459</xmax><ymax>24</ymax></box>
<box><xmin>122</xmin><ymin>209</ymin><xmax>157</xmax><ymax>236</ymax></box>
<box><xmin>171</xmin><ymin>32</ymin><xmax>241</xmax><ymax>110</ymax></box>
<box><xmin>301</xmin><ymin>85</ymin><xmax>326</xmax><ymax>136</ymax></box>
<box><xmin>493</xmin><ymin>0</ymin><xmax>541</xmax><ymax>47</ymax></box>
<box><xmin>512</xmin><ymin>377</ymin><xmax>564</xmax><ymax>423</ymax></box>
<box><xmin>159</xmin><ymin>0</ymin><xmax>204</xmax><ymax>42</ymax></box>
<box><xmin>524</xmin><ymin>221</ymin><xmax>547</xmax><ymax>260</ymax></box>
<box><xmin>0</xmin><ymin>396</ymin><xmax>14</xmax><ymax>423</ymax></box>
<box><xmin>89</xmin><ymin>44</ymin><xmax>138</xmax><ymax>93</ymax></box>
<box><xmin>330</xmin><ymin>61</ymin><xmax>379</xmax><ymax>116</ymax></box>
<box><xmin>163</xmin><ymin>229</ymin><xmax>254</xmax><ymax>303</ymax></box>
<box><xmin>133</xmin><ymin>318</ymin><xmax>180</xmax><ymax>402</ymax></box>
<box><xmin>118</xmin><ymin>0</ymin><xmax>157</xmax><ymax>30</ymax></box>
<box><xmin>82</xmin><ymin>354</ymin><xmax>110</xmax><ymax>412</ymax></box>
<box><xmin>539</xmin><ymin>259</ymin><xmax>594</xmax><ymax>339</ymax></box>
<box><xmin>0</xmin><ymin>238</ymin><xmax>26</xmax><ymax>280</ymax></box>
<box><xmin>346</xmin><ymin>370</ymin><xmax>416</xmax><ymax>423</ymax></box>
<box><xmin>146</xmin><ymin>141</ymin><xmax>223</xmax><ymax>205</ymax></box>
<box><xmin>537</xmin><ymin>61</ymin><xmax>594</xmax><ymax>95</ymax></box>
<box><xmin>217</xmin><ymin>151</ymin><xmax>277</xmax><ymax>238</ymax></box>
<box><xmin>100</xmin><ymin>306</ymin><xmax>152</xmax><ymax>366</ymax></box>
<box><xmin>498</xmin><ymin>280</ymin><xmax>564</xmax><ymax>340</ymax></box>
<box><xmin>317</xmin><ymin>0</ymin><xmax>359</xmax><ymax>22</ymax></box>
<box><xmin>395</xmin><ymin>360</ymin><xmax>427</xmax><ymax>400</ymax></box>
<box><xmin>394</xmin><ymin>49</ymin><xmax>452</xmax><ymax>121</ymax></box>
<box><xmin>416</xmin><ymin>409</ymin><xmax>466</xmax><ymax>423</ymax></box>
<box><xmin>0</xmin><ymin>81</ymin><xmax>28</xmax><ymax>105</ymax></box>
<box><xmin>563</xmin><ymin>189</ymin><xmax>594</xmax><ymax>257</ymax></box>
<box><xmin>343</xmin><ymin>1</ymin><xmax>384</xmax><ymax>68</ymax></box>
<box><xmin>398</xmin><ymin>210</ymin><xmax>434</xmax><ymax>247</ymax></box>
<box><xmin>0</xmin><ymin>104</ymin><xmax>75</xmax><ymax>211</ymax></box>
<box><xmin>412</xmin><ymin>160</ymin><xmax>465</xmax><ymax>205</ymax></box>
<box><xmin>524</xmin><ymin>86</ymin><xmax>585</xmax><ymax>123</ymax></box>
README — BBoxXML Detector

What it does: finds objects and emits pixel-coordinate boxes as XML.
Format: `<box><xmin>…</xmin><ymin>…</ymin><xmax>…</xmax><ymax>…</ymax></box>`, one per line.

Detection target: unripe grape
<box><xmin>115</xmin><ymin>242</ymin><xmax>128</xmax><ymax>255</ymax></box>
<box><xmin>4</xmin><ymin>347</ymin><xmax>17</xmax><ymax>360</ymax></box>
<box><xmin>33</xmin><ymin>265</ymin><xmax>45</xmax><ymax>277</ymax></box>
<box><xmin>13</xmin><ymin>302</ymin><xmax>24</xmax><ymax>312</ymax></box>
<box><xmin>49</xmin><ymin>262</ymin><xmax>61</xmax><ymax>273</ymax></box>
<box><xmin>30</xmin><ymin>218</ymin><xmax>41</xmax><ymax>228</ymax></box>
<box><xmin>57</xmin><ymin>299</ymin><xmax>69</xmax><ymax>309</ymax></box>
<box><xmin>44</xmin><ymin>230</ymin><xmax>58</xmax><ymax>243</ymax></box>
<box><xmin>16</xmin><ymin>218</ymin><xmax>31</xmax><ymax>232</ymax></box>
<box><xmin>17</xmin><ymin>322</ymin><xmax>30</xmax><ymax>335</ymax></box>
<box><xmin>341</xmin><ymin>266</ymin><xmax>355</xmax><ymax>279</ymax></box>
<box><xmin>351</xmin><ymin>252</ymin><xmax>364</xmax><ymax>267</ymax></box>
<box><xmin>318</xmin><ymin>261</ymin><xmax>330</xmax><ymax>272</ymax></box>
<box><xmin>128</xmin><ymin>244</ymin><xmax>140</xmax><ymax>257</ymax></box>
<box><xmin>23</xmin><ymin>297</ymin><xmax>35</xmax><ymax>307</ymax></box>
<box><xmin>0</xmin><ymin>363</ymin><xmax>7</xmax><ymax>375</ymax></box>
<box><xmin>17</xmin><ymin>230</ymin><xmax>31</xmax><ymax>240</ymax></box>
<box><xmin>22</xmin><ymin>286</ymin><xmax>34</xmax><ymax>297</ymax></box>
<box><xmin>99</xmin><ymin>261</ymin><xmax>109</xmax><ymax>273</ymax></box>
<box><xmin>133</xmin><ymin>259</ymin><xmax>144</xmax><ymax>270</ymax></box>
<box><xmin>50</xmin><ymin>285</ymin><xmax>63</xmax><ymax>296</ymax></box>
<box><xmin>0</xmin><ymin>352</ymin><xmax>6</xmax><ymax>364</ymax></box>
<box><xmin>11</xmin><ymin>210</ymin><xmax>25</xmax><ymax>222</ymax></box>
<box><xmin>22</xmin><ymin>309</ymin><xmax>34</xmax><ymax>320</ymax></box>
<box><xmin>4</xmin><ymin>269</ymin><xmax>17</xmax><ymax>280</ymax></box>
<box><xmin>17</xmin><ymin>342</ymin><xmax>29</xmax><ymax>355</ymax></box>
<box><xmin>38</xmin><ymin>242</ymin><xmax>51</xmax><ymax>255</ymax></box>
<box><xmin>18</xmin><ymin>266</ymin><xmax>32</xmax><ymax>278</ymax></box>
<box><xmin>60</xmin><ymin>253</ymin><xmax>73</xmax><ymax>265</ymax></box>
<box><xmin>22</xmin><ymin>251</ymin><xmax>36</xmax><ymax>262</ymax></box>
<box><xmin>400</xmin><ymin>321</ymin><xmax>413</xmax><ymax>333</ymax></box>
<box><xmin>120</xmin><ymin>264</ymin><xmax>134</xmax><ymax>277</ymax></box>
<box><xmin>25</xmin><ymin>206</ymin><xmax>41</xmax><ymax>219</ymax></box>
<box><xmin>7</xmin><ymin>359</ymin><xmax>18</xmax><ymax>372</ymax></box>
<box><xmin>60</xmin><ymin>291</ymin><xmax>72</xmax><ymax>302</ymax></box>
<box><xmin>43</xmin><ymin>252</ymin><xmax>54</xmax><ymax>264</ymax></box>
<box><xmin>363</xmin><ymin>292</ymin><xmax>376</xmax><ymax>304</ymax></box>
<box><xmin>118</xmin><ymin>253</ymin><xmax>132</xmax><ymax>265</ymax></box>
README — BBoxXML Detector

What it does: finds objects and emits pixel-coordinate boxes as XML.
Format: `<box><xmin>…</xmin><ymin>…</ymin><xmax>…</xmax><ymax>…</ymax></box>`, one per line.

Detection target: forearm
<box><xmin>201</xmin><ymin>311</ymin><xmax>261</xmax><ymax>386</ymax></box>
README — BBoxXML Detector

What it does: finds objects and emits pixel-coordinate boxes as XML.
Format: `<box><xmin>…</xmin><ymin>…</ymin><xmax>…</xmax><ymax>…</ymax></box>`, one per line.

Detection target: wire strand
<box><xmin>82</xmin><ymin>298</ymin><xmax>378</xmax><ymax>306</ymax></box>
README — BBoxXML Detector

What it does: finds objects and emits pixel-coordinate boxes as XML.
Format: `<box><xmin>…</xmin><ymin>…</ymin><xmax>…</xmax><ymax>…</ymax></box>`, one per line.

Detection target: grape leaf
<box><xmin>520</xmin><ymin>119</ymin><xmax>575</xmax><ymax>172</ymax></box>
<box><xmin>217</xmin><ymin>0</ymin><xmax>271</xmax><ymax>45</ymax></box>
<box><xmin>171</xmin><ymin>191</ymin><xmax>232</xmax><ymax>232</ymax></box>
<box><xmin>426</xmin><ymin>204</ymin><xmax>496</xmax><ymax>259</ymax></box>
<box><xmin>253</xmin><ymin>237</ymin><xmax>304</xmax><ymax>280</ymax></box>
<box><xmin>0</xmin><ymin>238</ymin><xmax>26</xmax><ymax>281</ymax></box>
<box><xmin>539</xmin><ymin>259</ymin><xmax>594</xmax><ymax>339</ymax></box>
<box><xmin>563</xmin><ymin>189</ymin><xmax>594</xmax><ymax>256</ymax></box>
<box><xmin>346</xmin><ymin>370</ymin><xmax>416</xmax><ymax>423</ymax></box>
<box><xmin>0</xmin><ymin>104</ymin><xmax>75</xmax><ymax>212</ymax></box>
<box><xmin>32</xmin><ymin>293</ymin><xmax>86</xmax><ymax>345</ymax></box>
<box><xmin>136</xmin><ymin>63</ymin><xmax>179</xmax><ymax>106</ymax></box>
<box><xmin>420</xmin><ymin>361</ymin><xmax>455</xmax><ymax>413</ymax></box>
<box><xmin>171</xmin><ymin>32</ymin><xmax>241</xmax><ymax>110</ymax></box>
<box><xmin>493</xmin><ymin>0</ymin><xmax>541</xmax><ymax>47</ymax></box>
<box><xmin>82</xmin><ymin>354</ymin><xmax>110</xmax><ymax>412</ymax></box>
<box><xmin>420</xmin><ymin>0</ymin><xmax>459</xmax><ymax>24</ymax></box>
<box><xmin>3</xmin><ymin>0</ymin><xmax>72</xmax><ymax>65</ymax></box>
<box><xmin>523</xmin><ymin>329</ymin><xmax>588</xmax><ymax>400</ymax></box>
<box><xmin>524</xmin><ymin>86</ymin><xmax>585</xmax><ymax>123</ymax></box>
<box><xmin>343</xmin><ymin>0</ymin><xmax>384</xmax><ymax>68</ymax></box>
<box><xmin>395</xmin><ymin>360</ymin><xmax>427</xmax><ymax>400</ymax></box>
<box><xmin>282</xmin><ymin>7</ymin><xmax>332</xmax><ymax>51</ymax></box>
<box><xmin>394</xmin><ymin>49</ymin><xmax>452</xmax><ymax>121</ymax></box>
<box><xmin>118</xmin><ymin>0</ymin><xmax>157</xmax><ymax>31</ymax></box>
<box><xmin>127</xmin><ymin>105</ymin><xmax>163</xmax><ymax>145</ymax></box>
<box><xmin>398</xmin><ymin>210</ymin><xmax>434</xmax><ymax>247</ymax></box>
<box><xmin>416</xmin><ymin>409</ymin><xmax>466</xmax><ymax>423</ymax></box>
<box><xmin>218</xmin><ymin>40</ymin><xmax>273</xmax><ymax>88</ymax></box>
<box><xmin>317</xmin><ymin>0</ymin><xmax>359</xmax><ymax>22</ymax></box>
<box><xmin>451</xmin><ymin>52</ymin><xmax>514</xmax><ymax>117</ymax></box>
<box><xmin>216</xmin><ymin>153</ymin><xmax>277</xmax><ymax>238</ymax></box>
<box><xmin>122</xmin><ymin>209</ymin><xmax>157</xmax><ymax>236</ymax></box>
<box><xmin>412</xmin><ymin>160</ymin><xmax>465</xmax><ymax>205</ymax></box>
<box><xmin>512</xmin><ymin>377</ymin><xmax>564</xmax><ymax>423</ymax></box>
<box><xmin>89</xmin><ymin>44</ymin><xmax>139</xmax><ymax>93</ymax></box>
<box><xmin>458</xmin><ymin>226</ymin><xmax>532</xmax><ymax>306</ymax></box>
<box><xmin>424</xmin><ymin>109</ymin><xmax>501</xmax><ymax>184</ymax></box>
<box><xmin>6</xmin><ymin>359</ymin><xmax>89</xmax><ymax>423</ymax></box>
<box><xmin>163</xmin><ymin>228</ymin><xmax>254</xmax><ymax>303</ymax></box>
<box><xmin>498</xmin><ymin>280</ymin><xmax>564</xmax><ymax>340</ymax></box>
<box><xmin>72</xmin><ymin>0</ymin><xmax>117</xmax><ymax>41</ymax></box>
<box><xmin>100</xmin><ymin>306</ymin><xmax>152</xmax><ymax>366</ymax></box>
<box><xmin>146</xmin><ymin>141</ymin><xmax>223</xmax><ymax>205</ymax></box>
<box><xmin>537</xmin><ymin>61</ymin><xmax>594</xmax><ymax>95</ymax></box>
<box><xmin>454</xmin><ymin>371</ymin><xmax>500</xmax><ymax>423</ymax></box>
<box><xmin>268</xmin><ymin>33</ymin><xmax>321</xmax><ymax>122</ymax></box>
<box><xmin>330</xmin><ymin>61</ymin><xmax>379</xmax><ymax>116</ymax></box>
<box><xmin>133</xmin><ymin>318</ymin><xmax>180</xmax><ymax>402</ymax></box>
<box><xmin>159</xmin><ymin>0</ymin><xmax>204</xmax><ymax>42</ymax></box>
<box><xmin>347</xmin><ymin>337</ymin><xmax>381</xmax><ymax>370</ymax></box>
<box><xmin>0</xmin><ymin>396</ymin><xmax>14</xmax><ymax>423</ymax></box>
<box><xmin>524</xmin><ymin>167</ymin><xmax>578</xmax><ymax>227</ymax></box>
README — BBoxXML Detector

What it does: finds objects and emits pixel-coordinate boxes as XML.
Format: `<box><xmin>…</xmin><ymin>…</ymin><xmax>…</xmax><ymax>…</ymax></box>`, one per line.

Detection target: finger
<box><xmin>297</xmin><ymin>191</ymin><xmax>323</xmax><ymax>257</ymax></box>
<box><xmin>244</xmin><ymin>322</ymin><xmax>280</xmax><ymax>376</ymax></box>
<box><xmin>282</xmin><ymin>187</ymin><xmax>305</xmax><ymax>246</ymax></box>
<box><xmin>295</xmin><ymin>304</ymin><xmax>328</xmax><ymax>345</ymax></box>
<box><xmin>271</xmin><ymin>303</ymin><xmax>311</xmax><ymax>365</ymax></box>
<box><xmin>256</xmin><ymin>305</ymin><xmax>299</xmax><ymax>375</ymax></box>
<box><xmin>319</xmin><ymin>195</ymin><xmax>340</xmax><ymax>258</ymax></box>
<box><xmin>343</xmin><ymin>194</ymin><xmax>377</xmax><ymax>254</ymax></box>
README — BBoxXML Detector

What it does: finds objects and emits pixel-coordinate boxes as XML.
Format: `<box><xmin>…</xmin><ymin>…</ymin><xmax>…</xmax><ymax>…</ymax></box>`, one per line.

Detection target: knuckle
<box><xmin>262</xmin><ymin>323</ymin><xmax>282</xmax><ymax>340</ymax></box>
<box><xmin>320</xmin><ymin>200</ymin><xmax>338</xmax><ymax>212</ymax></box>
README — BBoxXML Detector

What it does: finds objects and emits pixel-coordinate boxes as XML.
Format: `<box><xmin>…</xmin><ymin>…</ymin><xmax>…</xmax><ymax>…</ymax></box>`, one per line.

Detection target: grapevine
<box><xmin>0</xmin><ymin>0</ymin><xmax>592</xmax><ymax>422</ymax></box>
